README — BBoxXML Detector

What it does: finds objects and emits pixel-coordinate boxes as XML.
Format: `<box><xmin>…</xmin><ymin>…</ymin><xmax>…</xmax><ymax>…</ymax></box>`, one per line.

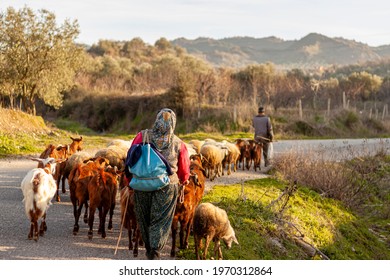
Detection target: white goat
<box><xmin>21</xmin><ymin>157</ymin><xmax>60</xmax><ymax>241</ymax></box>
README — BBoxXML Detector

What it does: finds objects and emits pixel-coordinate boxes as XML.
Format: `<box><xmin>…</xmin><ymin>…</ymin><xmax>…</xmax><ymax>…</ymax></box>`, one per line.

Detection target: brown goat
<box><xmin>38</xmin><ymin>144</ymin><xmax>69</xmax><ymax>165</ymax></box>
<box><xmin>68</xmin><ymin>157</ymin><xmax>109</xmax><ymax>235</ymax></box>
<box><xmin>38</xmin><ymin>136</ymin><xmax>83</xmax><ymax>202</ymax></box>
<box><xmin>87</xmin><ymin>167</ymin><xmax>119</xmax><ymax>239</ymax></box>
<box><xmin>120</xmin><ymin>184</ymin><xmax>142</xmax><ymax>257</ymax></box>
<box><xmin>251</xmin><ymin>142</ymin><xmax>263</xmax><ymax>172</ymax></box>
<box><xmin>170</xmin><ymin>157</ymin><xmax>206</xmax><ymax>257</ymax></box>
<box><xmin>55</xmin><ymin>136</ymin><xmax>84</xmax><ymax>201</ymax></box>
<box><xmin>236</xmin><ymin>139</ymin><xmax>252</xmax><ymax>170</ymax></box>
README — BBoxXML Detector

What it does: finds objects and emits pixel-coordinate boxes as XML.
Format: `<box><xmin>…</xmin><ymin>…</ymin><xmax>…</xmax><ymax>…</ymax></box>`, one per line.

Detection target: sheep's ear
<box><xmin>233</xmin><ymin>236</ymin><xmax>239</xmax><ymax>245</ymax></box>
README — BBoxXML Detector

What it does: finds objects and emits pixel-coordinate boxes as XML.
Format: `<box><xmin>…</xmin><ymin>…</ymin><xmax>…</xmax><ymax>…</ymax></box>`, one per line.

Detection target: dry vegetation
<box><xmin>271</xmin><ymin>140</ymin><xmax>390</xmax><ymax>217</ymax></box>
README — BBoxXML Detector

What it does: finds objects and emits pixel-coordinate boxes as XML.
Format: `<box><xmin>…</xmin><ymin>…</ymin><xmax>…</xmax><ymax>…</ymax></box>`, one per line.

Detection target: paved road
<box><xmin>0</xmin><ymin>138</ymin><xmax>388</xmax><ymax>260</ymax></box>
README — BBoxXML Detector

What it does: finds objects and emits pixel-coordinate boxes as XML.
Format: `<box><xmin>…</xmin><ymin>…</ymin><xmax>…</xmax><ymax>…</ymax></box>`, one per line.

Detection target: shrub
<box><xmin>271</xmin><ymin>140</ymin><xmax>390</xmax><ymax>216</ymax></box>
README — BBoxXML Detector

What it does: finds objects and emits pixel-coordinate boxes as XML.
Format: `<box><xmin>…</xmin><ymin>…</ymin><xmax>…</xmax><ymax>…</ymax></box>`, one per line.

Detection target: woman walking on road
<box><xmin>125</xmin><ymin>108</ymin><xmax>190</xmax><ymax>260</ymax></box>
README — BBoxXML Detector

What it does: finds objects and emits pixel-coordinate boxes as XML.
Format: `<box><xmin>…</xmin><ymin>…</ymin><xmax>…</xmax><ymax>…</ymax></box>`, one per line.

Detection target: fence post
<box><xmin>327</xmin><ymin>98</ymin><xmax>331</xmax><ymax>116</ymax></box>
<box><xmin>298</xmin><ymin>99</ymin><xmax>303</xmax><ymax>120</ymax></box>
<box><xmin>343</xmin><ymin>92</ymin><xmax>346</xmax><ymax>109</ymax></box>
<box><xmin>382</xmin><ymin>104</ymin><xmax>388</xmax><ymax>120</ymax></box>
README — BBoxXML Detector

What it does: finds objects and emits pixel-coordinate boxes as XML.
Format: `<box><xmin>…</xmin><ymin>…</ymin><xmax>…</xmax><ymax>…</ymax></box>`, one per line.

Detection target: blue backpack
<box><xmin>125</xmin><ymin>130</ymin><xmax>172</xmax><ymax>191</ymax></box>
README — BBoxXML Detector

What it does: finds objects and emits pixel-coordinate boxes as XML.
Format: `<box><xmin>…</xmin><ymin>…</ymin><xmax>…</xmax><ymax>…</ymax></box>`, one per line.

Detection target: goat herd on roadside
<box><xmin>20</xmin><ymin>136</ymin><xmax>264</xmax><ymax>259</ymax></box>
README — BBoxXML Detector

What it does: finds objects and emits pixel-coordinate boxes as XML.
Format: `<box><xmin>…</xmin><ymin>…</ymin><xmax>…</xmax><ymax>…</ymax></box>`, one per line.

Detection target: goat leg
<box><xmin>100</xmin><ymin>207</ymin><xmax>108</xmax><ymax>239</ymax></box>
<box><xmin>28</xmin><ymin>222</ymin><xmax>34</xmax><ymax>240</ymax></box>
<box><xmin>128</xmin><ymin>225</ymin><xmax>133</xmax><ymax>251</ymax></box>
<box><xmin>179</xmin><ymin>222</ymin><xmax>186</xmax><ymax>249</ymax></box>
<box><xmin>133</xmin><ymin>226</ymin><xmax>140</xmax><ymax>257</ymax></box>
<box><xmin>73</xmin><ymin>201</ymin><xmax>83</xmax><ymax>235</ymax></box>
<box><xmin>61</xmin><ymin>176</ymin><xmax>66</xmax><ymax>194</ymax></box>
<box><xmin>88</xmin><ymin>206</ymin><xmax>96</xmax><ymax>239</ymax></box>
<box><xmin>108</xmin><ymin>202</ymin><xmax>115</xmax><ymax>230</ymax></box>
<box><xmin>83</xmin><ymin>201</ymin><xmax>89</xmax><ymax>224</ymax></box>
<box><xmin>182</xmin><ymin>220</ymin><xmax>192</xmax><ymax>249</ymax></box>
<box><xmin>33</xmin><ymin>220</ymin><xmax>39</xmax><ymax>242</ymax></box>
<box><xmin>55</xmin><ymin>189</ymin><xmax>61</xmax><ymax>202</ymax></box>
<box><xmin>97</xmin><ymin>207</ymin><xmax>103</xmax><ymax>235</ymax></box>
<box><xmin>39</xmin><ymin>214</ymin><xmax>47</xmax><ymax>236</ymax></box>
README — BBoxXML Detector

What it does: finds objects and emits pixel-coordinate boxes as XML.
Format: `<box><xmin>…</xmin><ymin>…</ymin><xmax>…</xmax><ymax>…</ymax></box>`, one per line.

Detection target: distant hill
<box><xmin>171</xmin><ymin>33</ymin><xmax>390</xmax><ymax>68</ymax></box>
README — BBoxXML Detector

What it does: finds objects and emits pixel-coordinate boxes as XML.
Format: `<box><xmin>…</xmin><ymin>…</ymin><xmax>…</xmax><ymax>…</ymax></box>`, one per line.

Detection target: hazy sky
<box><xmin>2</xmin><ymin>0</ymin><xmax>390</xmax><ymax>46</ymax></box>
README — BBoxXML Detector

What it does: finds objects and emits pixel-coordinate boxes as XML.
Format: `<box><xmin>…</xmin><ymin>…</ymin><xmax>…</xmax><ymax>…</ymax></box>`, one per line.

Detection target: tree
<box><xmin>340</xmin><ymin>71</ymin><xmax>382</xmax><ymax>100</ymax></box>
<box><xmin>0</xmin><ymin>6</ymin><xmax>83</xmax><ymax>114</ymax></box>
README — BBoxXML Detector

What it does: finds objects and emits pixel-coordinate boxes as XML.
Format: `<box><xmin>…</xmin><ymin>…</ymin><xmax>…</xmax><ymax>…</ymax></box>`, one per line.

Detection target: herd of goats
<box><xmin>20</xmin><ymin>136</ymin><xmax>263</xmax><ymax>259</ymax></box>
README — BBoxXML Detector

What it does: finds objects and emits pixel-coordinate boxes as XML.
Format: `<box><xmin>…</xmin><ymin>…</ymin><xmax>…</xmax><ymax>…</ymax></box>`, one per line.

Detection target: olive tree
<box><xmin>340</xmin><ymin>71</ymin><xmax>382</xmax><ymax>101</ymax></box>
<box><xmin>0</xmin><ymin>6</ymin><xmax>83</xmax><ymax>114</ymax></box>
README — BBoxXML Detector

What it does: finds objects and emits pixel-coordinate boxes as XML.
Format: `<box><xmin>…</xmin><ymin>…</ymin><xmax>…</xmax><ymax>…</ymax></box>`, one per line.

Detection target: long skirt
<box><xmin>134</xmin><ymin>183</ymin><xmax>178</xmax><ymax>253</ymax></box>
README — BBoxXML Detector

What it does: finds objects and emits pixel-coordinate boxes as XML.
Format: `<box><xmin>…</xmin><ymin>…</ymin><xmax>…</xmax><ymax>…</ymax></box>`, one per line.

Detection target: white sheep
<box><xmin>21</xmin><ymin>157</ymin><xmax>60</xmax><ymax>241</ymax></box>
<box><xmin>107</xmin><ymin>139</ymin><xmax>132</xmax><ymax>156</ymax></box>
<box><xmin>193</xmin><ymin>202</ymin><xmax>239</xmax><ymax>260</ymax></box>
<box><xmin>221</xmin><ymin>140</ymin><xmax>241</xmax><ymax>175</ymax></box>
<box><xmin>200</xmin><ymin>142</ymin><xmax>228</xmax><ymax>181</ymax></box>
<box><xmin>95</xmin><ymin>146</ymin><xmax>126</xmax><ymax>171</ymax></box>
<box><xmin>188</xmin><ymin>139</ymin><xmax>205</xmax><ymax>154</ymax></box>
<box><xmin>184</xmin><ymin>142</ymin><xmax>197</xmax><ymax>158</ymax></box>
<box><xmin>62</xmin><ymin>151</ymin><xmax>92</xmax><ymax>183</ymax></box>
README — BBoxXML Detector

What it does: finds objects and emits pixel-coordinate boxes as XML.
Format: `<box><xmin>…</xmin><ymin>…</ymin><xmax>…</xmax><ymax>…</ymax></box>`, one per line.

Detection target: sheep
<box><xmin>188</xmin><ymin>140</ymin><xmax>205</xmax><ymax>154</ymax></box>
<box><xmin>185</xmin><ymin>143</ymin><xmax>197</xmax><ymax>158</ymax></box>
<box><xmin>193</xmin><ymin>202</ymin><xmax>239</xmax><ymax>260</ymax></box>
<box><xmin>200</xmin><ymin>142</ymin><xmax>228</xmax><ymax>181</ymax></box>
<box><xmin>170</xmin><ymin>157</ymin><xmax>206</xmax><ymax>257</ymax></box>
<box><xmin>107</xmin><ymin>139</ymin><xmax>132</xmax><ymax>153</ymax></box>
<box><xmin>95</xmin><ymin>146</ymin><xmax>126</xmax><ymax>171</ymax></box>
<box><xmin>221</xmin><ymin>140</ymin><xmax>241</xmax><ymax>175</ymax></box>
<box><xmin>21</xmin><ymin>157</ymin><xmax>61</xmax><ymax>241</ymax></box>
<box><xmin>63</xmin><ymin>151</ymin><xmax>92</xmax><ymax>179</ymax></box>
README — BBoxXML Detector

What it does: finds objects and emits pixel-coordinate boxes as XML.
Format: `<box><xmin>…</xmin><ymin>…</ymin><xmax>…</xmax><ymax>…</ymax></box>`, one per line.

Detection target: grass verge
<box><xmin>176</xmin><ymin>178</ymin><xmax>390</xmax><ymax>260</ymax></box>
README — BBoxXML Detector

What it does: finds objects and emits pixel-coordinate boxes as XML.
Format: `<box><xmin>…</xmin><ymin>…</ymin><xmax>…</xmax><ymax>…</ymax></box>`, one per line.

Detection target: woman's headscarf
<box><xmin>150</xmin><ymin>108</ymin><xmax>176</xmax><ymax>151</ymax></box>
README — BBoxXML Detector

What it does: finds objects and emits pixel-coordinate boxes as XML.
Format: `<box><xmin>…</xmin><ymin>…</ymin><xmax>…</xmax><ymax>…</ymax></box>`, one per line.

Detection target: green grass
<box><xmin>176</xmin><ymin>178</ymin><xmax>390</xmax><ymax>260</ymax></box>
<box><xmin>54</xmin><ymin>118</ymin><xmax>96</xmax><ymax>135</ymax></box>
<box><xmin>0</xmin><ymin>132</ymin><xmax>41</xmax><ymax>157</ymax></box>
<box><xmin>179</xmin><ymin>131</ymin><xmax>253</xmax><ymax>142</ymax></box>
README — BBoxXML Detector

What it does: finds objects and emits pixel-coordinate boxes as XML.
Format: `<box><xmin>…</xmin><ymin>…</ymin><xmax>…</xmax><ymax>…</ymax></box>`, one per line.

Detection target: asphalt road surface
<box><xmin>0</xmin><ymin>138</ymin><xmax>388</xmax><ymax>260</ymax></box>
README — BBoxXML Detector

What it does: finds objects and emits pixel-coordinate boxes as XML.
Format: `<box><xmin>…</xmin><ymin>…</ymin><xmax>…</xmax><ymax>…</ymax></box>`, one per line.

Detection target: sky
<box><xmin>2</xmin><ymin>0</ymin><xmax>390</xmax><ymax>47</ymax></box>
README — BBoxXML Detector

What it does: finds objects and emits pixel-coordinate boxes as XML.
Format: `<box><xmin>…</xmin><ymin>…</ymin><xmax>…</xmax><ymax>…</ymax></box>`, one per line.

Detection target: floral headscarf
<box><xmin>151</xmin><ymin>108</ymin><xmax>176</xmax><ymax>151</ymax></box>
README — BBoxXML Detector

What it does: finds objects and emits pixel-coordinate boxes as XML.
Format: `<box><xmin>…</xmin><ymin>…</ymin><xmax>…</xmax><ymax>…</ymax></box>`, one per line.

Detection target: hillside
<box><xmin>171</xmin><ymin>33</ymin><xmax>390</xmax><ymax>68</ymax></box>
<box><xmin>0</xmin><ymin>108</ymin><xmax>52</xmax><ymax>135</ymax></box>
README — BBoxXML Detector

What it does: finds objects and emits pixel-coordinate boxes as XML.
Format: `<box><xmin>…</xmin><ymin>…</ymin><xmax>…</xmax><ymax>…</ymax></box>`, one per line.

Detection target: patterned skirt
<box><xmin>134</xmin><ymin>183</ymin><xmax>178</xmax><ymax>253</ymax></box>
